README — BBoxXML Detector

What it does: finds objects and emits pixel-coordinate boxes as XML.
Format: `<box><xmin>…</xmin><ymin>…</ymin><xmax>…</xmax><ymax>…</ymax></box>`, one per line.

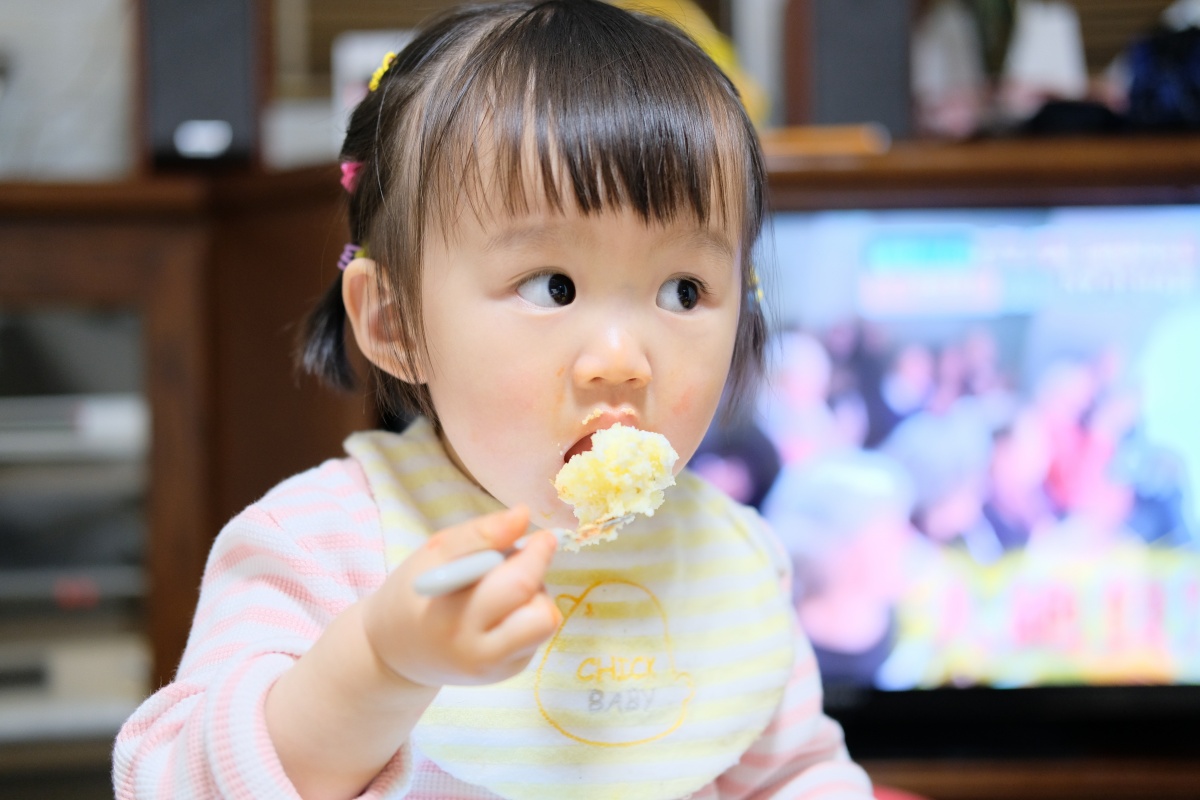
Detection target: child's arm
<box><xmin>264</xmin><ymin>505</ymin><xmax>560</xmax><ymax>800</ymax></box>
<box><xmin>113</xmin><ymin>460</ymin><xmax>559</xmax><ymax>800</ymax></box>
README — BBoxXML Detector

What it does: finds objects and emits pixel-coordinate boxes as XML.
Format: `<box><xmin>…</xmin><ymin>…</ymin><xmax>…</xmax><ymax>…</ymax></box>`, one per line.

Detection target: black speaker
<box><xmin>142</xmin><ymin>0</ymin><xmax>260</xmax><ymax>167</ymax></box>
<box><xmin>783</xmin><ymin>0</ymin><xmax>914</xmax><ymax>138</ymax></box>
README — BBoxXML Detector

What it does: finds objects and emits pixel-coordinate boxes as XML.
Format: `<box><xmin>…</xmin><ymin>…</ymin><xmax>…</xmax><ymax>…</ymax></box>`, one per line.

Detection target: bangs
<box><xmin>416</xmin><ymin>1</ymin><xmax>762</xmax><ymax>240</ymax></box>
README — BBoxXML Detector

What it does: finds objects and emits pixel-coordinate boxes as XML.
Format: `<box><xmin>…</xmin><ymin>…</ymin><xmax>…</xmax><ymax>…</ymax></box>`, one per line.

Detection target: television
<box><xmin>694</xmin><ymin>203</ymin><xmax>1200</xmax><ymax>759</ymax></box>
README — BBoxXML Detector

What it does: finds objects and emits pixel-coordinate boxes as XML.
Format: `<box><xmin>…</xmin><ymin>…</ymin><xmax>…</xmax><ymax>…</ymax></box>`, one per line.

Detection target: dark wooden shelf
<box><xmin>0</xmin><ymin>165</ymin><xmax>341</xmax><ymax>219</ymax></box>
<box><xmin>764</xmin><ymin>132</ymin><xmax>1200</xmax><ymax>209</ymax></box>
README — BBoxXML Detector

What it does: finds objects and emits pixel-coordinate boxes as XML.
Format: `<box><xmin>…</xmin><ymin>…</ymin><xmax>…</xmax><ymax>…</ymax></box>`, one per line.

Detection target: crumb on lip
<box><xmin>580</xmin><ymin>409</ymin><xmax>604</xmax><ymax>425</ymax></box>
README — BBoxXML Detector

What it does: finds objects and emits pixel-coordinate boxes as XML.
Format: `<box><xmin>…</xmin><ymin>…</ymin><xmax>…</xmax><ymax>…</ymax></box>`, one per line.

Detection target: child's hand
<box><xmin>362</xmin><ymin>506</ymin><xmax>562</xmax><ymax>688</ymax></box>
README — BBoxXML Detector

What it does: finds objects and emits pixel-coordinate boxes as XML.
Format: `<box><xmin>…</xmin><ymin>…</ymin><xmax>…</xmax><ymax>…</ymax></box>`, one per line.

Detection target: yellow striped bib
<box><xmin>347</xmin><ymin>420</ymin><xmax>794</xmax><ymax>800</ymax></box>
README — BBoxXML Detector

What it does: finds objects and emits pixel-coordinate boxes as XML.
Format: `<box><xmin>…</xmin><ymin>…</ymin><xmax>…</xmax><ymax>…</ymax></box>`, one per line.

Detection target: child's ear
<box><xmin>341</xmin><ymin>258</ymin><xmax>426</xmax><ymax>384</ymax></box>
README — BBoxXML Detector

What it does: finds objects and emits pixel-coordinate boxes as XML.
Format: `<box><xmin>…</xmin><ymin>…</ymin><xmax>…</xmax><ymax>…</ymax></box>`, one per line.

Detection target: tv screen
<box><xmin>694</xmin><ymin>205</ymin><xmax>1200</xmax><ymax>757</ymax></box>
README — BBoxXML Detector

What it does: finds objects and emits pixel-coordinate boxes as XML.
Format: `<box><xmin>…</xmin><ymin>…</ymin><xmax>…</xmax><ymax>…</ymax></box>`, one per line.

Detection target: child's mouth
<box><xmin>564</xmin><ymin>409</ymin><xmax>641</xmax><ymax>463</ymax></box>
<box><xmin>563</xmin><ymin>433</ymin><xmax>594</xmax><ymax>463</ymax></box>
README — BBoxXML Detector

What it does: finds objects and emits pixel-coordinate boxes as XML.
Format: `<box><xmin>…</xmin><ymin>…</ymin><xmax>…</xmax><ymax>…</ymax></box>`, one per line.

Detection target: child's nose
<box><xmin>573</xmin><ymin>322</ymin><xmax>651</xmax><ymax>389</ymax></box>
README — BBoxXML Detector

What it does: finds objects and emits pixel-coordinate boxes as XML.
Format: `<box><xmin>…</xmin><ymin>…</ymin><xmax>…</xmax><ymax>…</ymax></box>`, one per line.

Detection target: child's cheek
<box><xmin>671</xmin><ymin>390</ymin><xmax>695</xmax><ymax>419</ymax></box>
<box><xmin>493</xmin><ymin>360</ymin><xmax>555</xmax><ymax>426</ymax></box>
<box><xmin>552</xmin><ymin>369</ymin><xmax>567</xmax><ymax>413</ymax></box>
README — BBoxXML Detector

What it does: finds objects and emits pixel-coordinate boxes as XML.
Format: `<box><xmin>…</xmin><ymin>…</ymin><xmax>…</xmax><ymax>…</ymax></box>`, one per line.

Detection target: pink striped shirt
<box><xmin>113</xmin><ymin>452</ymin><xmax>874</xmax><ymax>799</ymax></box>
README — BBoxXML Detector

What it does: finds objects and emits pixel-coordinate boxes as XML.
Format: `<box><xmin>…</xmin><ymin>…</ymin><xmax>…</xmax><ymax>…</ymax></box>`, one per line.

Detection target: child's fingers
<box><xmin>469</xmin><ymin>529</ymin><xmax>558</xmax><ymax>631</ymax></box>
<box><xmin>419</xmin><ymin>506</ymin><xmax>530</xmax><ymax>567</ymax></box>
<box><xmin>481</xmin><ymin>592</ymin><xmax>562</xmax><ymax>662</ymax></box>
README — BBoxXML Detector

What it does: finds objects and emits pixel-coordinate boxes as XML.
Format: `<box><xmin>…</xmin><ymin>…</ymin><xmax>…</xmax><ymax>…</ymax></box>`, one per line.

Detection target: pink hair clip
<box><xmin>337</xmin><ymin>243</ymin><xmax>364</xmax><ymax>271</ymax></box>
<box><xmin>340</xmin><ymin>161</ymin><xmax>363</xmax><ymax>193</ymax></box>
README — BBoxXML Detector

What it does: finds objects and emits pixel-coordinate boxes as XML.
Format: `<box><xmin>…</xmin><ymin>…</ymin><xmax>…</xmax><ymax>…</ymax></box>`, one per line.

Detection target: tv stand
<box><xmin>864</xmin><ymin>757</ymin><xmax>1200</xmax><ymax>800</ymax></box>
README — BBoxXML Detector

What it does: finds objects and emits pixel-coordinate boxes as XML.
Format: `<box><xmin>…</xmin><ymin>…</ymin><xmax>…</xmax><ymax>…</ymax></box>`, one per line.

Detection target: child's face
<box><xmin>420</xmin><ymin>201</ymin><xmax>743</xmax><ymax>529</ymax></box>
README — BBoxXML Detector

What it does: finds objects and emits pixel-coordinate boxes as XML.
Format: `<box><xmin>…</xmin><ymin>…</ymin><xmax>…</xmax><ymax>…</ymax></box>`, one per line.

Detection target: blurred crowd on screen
<box><xmin>692</xmin><ymin>318</ymin><xmax>1198</xmax><ymax>686</ymax></box>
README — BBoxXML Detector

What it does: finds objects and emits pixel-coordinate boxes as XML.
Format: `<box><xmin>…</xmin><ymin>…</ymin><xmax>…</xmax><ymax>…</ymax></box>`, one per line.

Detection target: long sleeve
<box><xmin>714</xmin><ymin>626</ymin><xmax>874</xmax><ymax>799</ymax></box>
<box><xmin>112</xmin><ymin>459</ymin><xmax>411</xmax><ymax>799</ymax></box>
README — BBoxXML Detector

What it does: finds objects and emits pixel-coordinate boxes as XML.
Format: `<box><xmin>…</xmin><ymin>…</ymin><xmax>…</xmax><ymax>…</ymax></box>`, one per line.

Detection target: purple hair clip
<box><xmin>338</xmin><ymin>243</ymin><xmax>364</xmax><ymax>271</ymax></box>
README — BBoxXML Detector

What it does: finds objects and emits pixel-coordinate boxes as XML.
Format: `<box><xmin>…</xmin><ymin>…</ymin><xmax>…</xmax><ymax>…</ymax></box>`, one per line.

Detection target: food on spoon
<box><xmin>553</xmin><ymin>423</ymin><xmax>677</xmax><ymax>550</ymax></box>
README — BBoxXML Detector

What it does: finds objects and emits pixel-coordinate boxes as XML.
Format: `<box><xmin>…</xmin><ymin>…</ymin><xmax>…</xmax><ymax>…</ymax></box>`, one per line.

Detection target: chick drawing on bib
<box><xmin>534</xmin><ymin>580</ymin><xmax>695</xmax><ymax>746</ymax></box>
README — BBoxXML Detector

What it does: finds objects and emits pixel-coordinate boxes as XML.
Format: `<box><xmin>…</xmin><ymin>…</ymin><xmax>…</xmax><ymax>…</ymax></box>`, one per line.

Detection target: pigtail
<box><xmin>300</xmin><ymin>274</ymin><xmax>356</xmax><ymax>391</ymax></box>
<box><xmin>298</xmin><ymin>7</ymin><xmax>491</xmax><ymax>413</ymax></box>
<box><xmin>296</xmin><ymin>157</ymin><xmax>369</xmax><ymax>392</ymax></box>
<box><xmin>296</xmin><ymin>45</ymin><xmax>392</xmax><ymax>393</ymax></box>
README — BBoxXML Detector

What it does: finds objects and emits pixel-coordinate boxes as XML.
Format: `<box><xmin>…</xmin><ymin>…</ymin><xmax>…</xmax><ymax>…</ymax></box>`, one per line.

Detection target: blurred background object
<box><xmin>0</xmin><ymin>0</ymin><xmax>135</xmax><ymax>180</ymax></box>
<box><xmin>1</xmin><ymin>0</ymin><xmax>1189</xmax><ymax>185</ymax></box>
<box><xmin>1125</xmin><ymin>15</ymin><xmax>1200</xmax><ymax>129</ymax></box>
<box><xmin>783</xmin><ymin>0</ymin><xmax>916</xmax><ymax>138</ymax></box>
<box><xmin>997</xmin><ymin>0</ymin><xmax>1090</xmax><ymax>123</ymax></box>
<box><xmin>613</xmin><ymin>0</ymin><xmax>769</xmax><ymax>124</ymax></box>
<box><xmin>142</xmin><ymin>0</ymin><xmax>261</xmax><ymax>168</ymax></box>
<box><xmin>0</xmin><ymin>312</ymin><xmax>149</xmax><ymax>800</ymax></box>
<box><xmin>908</xmin><ymin>0</ymin><xmax>1200</xmax><ymax>138</ymax></box>
<box><xmin>911</xmin><ymin>0</ymin><xmax>991</xmax><ymax>138</ymax></box>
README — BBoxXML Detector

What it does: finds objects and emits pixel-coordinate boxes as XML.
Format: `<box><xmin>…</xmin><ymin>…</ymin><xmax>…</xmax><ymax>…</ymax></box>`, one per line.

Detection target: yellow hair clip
<box><xmin>368</xmin><ymin>51</ymin><xmax>398</xmax><ymax>92</ymax></box>
<box><xmin>748</xmin><ymin>269</ymin><xmax>765</xmax><ymax>304</ymax></box>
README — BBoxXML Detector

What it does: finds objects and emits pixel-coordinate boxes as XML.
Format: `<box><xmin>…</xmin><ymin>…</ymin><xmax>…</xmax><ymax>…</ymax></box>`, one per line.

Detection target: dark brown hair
<box><xmin>301</xmin><ymin>0</ymin><xmax>769</xmax><ymax>423</ymax></box>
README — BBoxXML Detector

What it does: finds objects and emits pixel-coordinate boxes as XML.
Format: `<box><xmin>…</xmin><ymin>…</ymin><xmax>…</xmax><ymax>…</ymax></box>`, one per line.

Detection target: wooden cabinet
<box><xmin>0</xmin><ymin>167</ymin><xmax>371</xmax><ymax>687</ymax></box>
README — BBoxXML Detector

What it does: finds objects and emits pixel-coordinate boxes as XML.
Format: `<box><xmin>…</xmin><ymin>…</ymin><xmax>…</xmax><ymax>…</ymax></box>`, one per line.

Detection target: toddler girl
<box><xmin>114</xmin><ymin>2</ymin><xmax>874</xmax><ymax>798</ymax></box>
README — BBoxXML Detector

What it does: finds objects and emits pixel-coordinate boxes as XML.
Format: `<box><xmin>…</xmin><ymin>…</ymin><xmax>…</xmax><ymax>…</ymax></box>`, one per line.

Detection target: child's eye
<box><xmin>517</xmin><ymin>272</ymin><xmax>576</xmax><ymax>307</ymax></box>
<box><xmin>657</xmin><ymin>278</ymin><xmax>701</xmax><ymax>312</ymax></box>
